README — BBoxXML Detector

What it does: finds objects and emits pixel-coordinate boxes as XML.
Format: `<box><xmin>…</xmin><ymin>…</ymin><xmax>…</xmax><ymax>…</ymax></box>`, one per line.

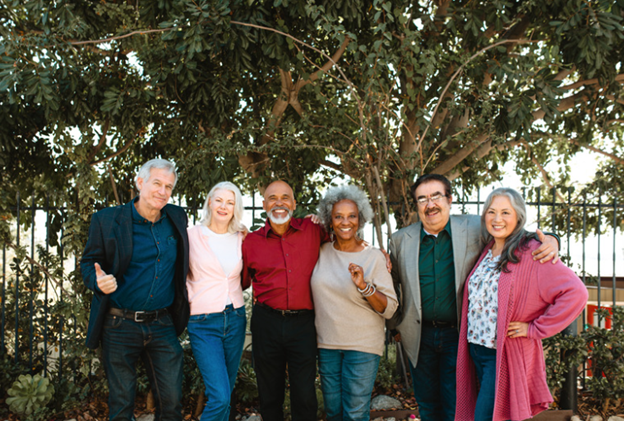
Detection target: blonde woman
<box><xmin>186</xmin><ymin>181</ymin><xmax>247</xmax><ymax>421</ymax></box>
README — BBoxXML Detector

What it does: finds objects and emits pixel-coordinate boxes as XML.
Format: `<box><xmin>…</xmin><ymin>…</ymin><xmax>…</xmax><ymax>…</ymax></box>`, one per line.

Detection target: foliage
<box><xmin>545</xmin><ymin>306</ymin><xmax>624</xmax><ymax>417</ymax></box>
<box><xmin>0</xmin><ymin>0</ymin><xmax>623</xmax><ymax>417</ymax></box>
<box><xmin>235</xmin><ymin>353</ymin><xmax>259</xmax><ymax>406</ymax></box>
<box><xmin>6</xmin><ymin>374</ymin><xmax>55</xmax><ymax>416</ymax></box>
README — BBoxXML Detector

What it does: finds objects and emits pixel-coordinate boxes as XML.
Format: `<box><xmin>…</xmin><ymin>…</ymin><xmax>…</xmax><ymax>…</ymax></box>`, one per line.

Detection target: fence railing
<box><xmin>1</xmin><ymin>186</ymin><xmax>622</xmax><ymax>401</ymax></box>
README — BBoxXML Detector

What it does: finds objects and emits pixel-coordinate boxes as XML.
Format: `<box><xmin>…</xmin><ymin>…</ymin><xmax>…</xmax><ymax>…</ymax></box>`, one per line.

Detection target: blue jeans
<box><xmin>409</xmin><ymin>324</ymin><xmax>458</xmax><ymax>421</ymax></box>
<box><xmin>187</xmin><ymin>305</ymin><xmax>247</xmax><ymax>421</ymax></box>
<box><xmin>101</xmin><ymin>312</ymin><xmax>183</xmax><ymax>421</ymax></box>
<box><xmin>469</xmin><ymin>343</ymin><xmax>497</xmax><ymax>421</ymax></box>
<box><xmin>318</xmin><ymin>349</ymin><xmax>380</xmax><ymax>421</ymax></box>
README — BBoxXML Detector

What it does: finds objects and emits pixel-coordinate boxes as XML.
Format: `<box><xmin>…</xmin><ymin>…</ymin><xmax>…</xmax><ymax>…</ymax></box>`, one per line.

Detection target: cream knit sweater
<box><xmin>310</xmin><ymin>242</ymin><xmax>398</xmax><ymax>356</ymax></box>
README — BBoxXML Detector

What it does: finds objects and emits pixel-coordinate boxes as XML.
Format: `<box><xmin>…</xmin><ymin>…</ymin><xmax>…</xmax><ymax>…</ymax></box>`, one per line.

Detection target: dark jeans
<box><xmin>101</xmin><ymin>312</ymin><xmax>183</xmax><ymax>421</ymax></box>
<box><xmin>250</xmin><ymin>304</ymin><xmax>318</xmax><ymax>421</ymax></box>
<box><xmin>469</xmin><ymin>343</ymin><xmax>497</xmax><ymax>421</ymax></box>
<box><xmin>409</xmin><ymin>324</ymin><xmax>459</xmax><ymax>421</ymax></box>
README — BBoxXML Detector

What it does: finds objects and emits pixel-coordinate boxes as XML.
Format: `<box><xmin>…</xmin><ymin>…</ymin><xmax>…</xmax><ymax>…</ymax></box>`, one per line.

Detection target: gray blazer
<box><xmin>387</xmin><ymin>214</ymin><xmax>483</xmax><ymax>367</ymax></box>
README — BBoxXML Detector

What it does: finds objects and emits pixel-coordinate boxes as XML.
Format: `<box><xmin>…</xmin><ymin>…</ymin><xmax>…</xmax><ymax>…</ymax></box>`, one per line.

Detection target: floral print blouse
<box><xmin>467</xmin><ymin>249</ymin><xmax>501</xmax><ymax>349</ymax></box>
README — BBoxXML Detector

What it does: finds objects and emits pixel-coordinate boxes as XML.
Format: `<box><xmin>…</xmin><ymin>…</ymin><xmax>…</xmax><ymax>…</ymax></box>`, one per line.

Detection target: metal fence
<box><xmin>1</xmin><ymin>187</ymin><xmax>622</xmax><ymax>396</ymax></box>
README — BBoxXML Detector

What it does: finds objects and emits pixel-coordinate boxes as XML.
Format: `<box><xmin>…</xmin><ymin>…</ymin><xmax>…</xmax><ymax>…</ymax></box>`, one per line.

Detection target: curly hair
<box><xmin>317</xmin><ymin>185</ymin><xmax>374</xmax><ymax>237</ymax></box>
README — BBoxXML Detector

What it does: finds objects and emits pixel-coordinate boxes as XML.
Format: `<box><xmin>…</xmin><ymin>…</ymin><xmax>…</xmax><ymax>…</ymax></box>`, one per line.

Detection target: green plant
<box><xmin>6</xmin><ymin>374</ymin><xmax>55</xmax><ymax>416</ymax></box>
<box><xmin>235</xmin><ymin>356</ymin><xmax>258</xmax><ymax>406</ymax></box>
<box><xmin>545</xmin><ymin>306</ymin><xmax>624</xmax><ymax>417</ymax></box>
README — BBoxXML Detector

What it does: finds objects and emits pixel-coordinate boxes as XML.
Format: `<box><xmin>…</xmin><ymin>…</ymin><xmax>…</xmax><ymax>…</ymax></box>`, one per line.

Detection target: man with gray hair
<box><xmin>81</xmin><ymin>159</ymin><xmax>190</xmax><ymax>420</ymax></box>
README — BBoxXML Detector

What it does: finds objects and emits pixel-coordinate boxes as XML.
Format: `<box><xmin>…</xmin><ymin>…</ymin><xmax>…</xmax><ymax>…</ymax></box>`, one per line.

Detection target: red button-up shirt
<box><xmin>242</xmin><ymin>217</ymin><xmax>329</xmax><ymax>310</ymax></box>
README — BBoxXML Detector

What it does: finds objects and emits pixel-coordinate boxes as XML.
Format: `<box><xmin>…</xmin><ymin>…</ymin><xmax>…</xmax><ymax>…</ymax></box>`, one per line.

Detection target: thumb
<box><xmin>535</xmin><ymin>228</ymin><xmax>545</xmax><ymax>241</ymax></box>
<box><xmin>94</xmin><ymin>263</ymin><xmax>105</xmax><ymax>277</ymax></box>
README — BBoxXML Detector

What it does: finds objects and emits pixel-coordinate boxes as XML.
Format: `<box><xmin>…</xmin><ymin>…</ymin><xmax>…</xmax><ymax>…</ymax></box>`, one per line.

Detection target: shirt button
<box><xmin>289</xmin><ymin>270</ymin><xmax>291</xmax><ymax>273</ymax></box>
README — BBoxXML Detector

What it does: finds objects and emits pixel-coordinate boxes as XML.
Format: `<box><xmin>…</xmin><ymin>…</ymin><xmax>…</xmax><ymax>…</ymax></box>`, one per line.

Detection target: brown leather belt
<box><xmin>108</xmin><ymin>307</ymin><xmax>168</xmax><ymax>323</ymax></box>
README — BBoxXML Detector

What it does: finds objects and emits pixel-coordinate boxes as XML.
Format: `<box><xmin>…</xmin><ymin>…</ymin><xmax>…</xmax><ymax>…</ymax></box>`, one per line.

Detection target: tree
<box><xmin>1</xmin><ymin>0</ymin><xmax>623</xmax><ymax>237</ymax></box>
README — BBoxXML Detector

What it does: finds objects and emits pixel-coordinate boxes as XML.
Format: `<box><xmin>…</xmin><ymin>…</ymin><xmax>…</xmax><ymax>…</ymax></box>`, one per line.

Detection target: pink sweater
<box><xmin>186</xmin><ymin>225</ymin><xmax>245</xmax><ymax>315</ymax></box>
<box><xmin>455</xmin><ymin>240</ymin><xmax>588</xmax><ymax>421</ymax></box>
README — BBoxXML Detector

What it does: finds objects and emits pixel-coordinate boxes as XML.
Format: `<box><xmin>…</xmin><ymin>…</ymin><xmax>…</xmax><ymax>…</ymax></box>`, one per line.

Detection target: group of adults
<box><xmin>81</xmin><ymin>158</ymin><xmax>588</xmax><ymax>421</ymax></box>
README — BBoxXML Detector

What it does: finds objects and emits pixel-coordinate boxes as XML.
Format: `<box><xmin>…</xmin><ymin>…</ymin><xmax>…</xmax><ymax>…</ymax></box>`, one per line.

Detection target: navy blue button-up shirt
<box><xmin>109</xmin><ymin>200</ymin><xmax>178</xmax><ymax>311</ymax></box>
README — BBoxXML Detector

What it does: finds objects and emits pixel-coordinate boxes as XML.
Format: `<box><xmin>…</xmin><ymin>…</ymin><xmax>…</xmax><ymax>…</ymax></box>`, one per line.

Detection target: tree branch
<box><xmin>87</xmin><ymin>118</ymin><xmax>111</xmax><ymax>162</ymax></box>
<box><xmin>91</xmin><ymin>137</ymin><xmax>136</xmax><ymax>165</ymax></box>
<box><xmin>568</xmin><ymin>138</ymin><xmax>624</xmax><ymax>165</ymax></box>
<box><xmin>417</xmin><ymin>39</ymin><xmax>533</xmax><ymax>154</ymax></box>
<box><xmin>107</xmin><ymin>164</ymin><xmax>122</xmax><ymax>206</ymax></box>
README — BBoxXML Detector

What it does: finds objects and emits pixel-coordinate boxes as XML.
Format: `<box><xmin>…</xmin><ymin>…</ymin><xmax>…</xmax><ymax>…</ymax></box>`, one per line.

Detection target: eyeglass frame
<box><xmin>415</xmin><ymin>193</ymin><xmax>449</xmax><ymax>206</ymax></box>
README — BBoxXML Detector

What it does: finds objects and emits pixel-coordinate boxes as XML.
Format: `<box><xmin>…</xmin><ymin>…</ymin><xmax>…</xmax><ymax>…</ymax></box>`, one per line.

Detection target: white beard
<box><xmin>268</xmin><ymin>208</ymin><xmax>293</xmax><ymax>225</ymax></box>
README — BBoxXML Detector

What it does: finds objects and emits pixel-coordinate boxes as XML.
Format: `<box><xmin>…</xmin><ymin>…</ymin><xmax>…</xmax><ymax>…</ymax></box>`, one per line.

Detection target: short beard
<box><xmin>268</xmin><ymin>207</ymin><xmax>293</xmax><ymax>225</ymax></box>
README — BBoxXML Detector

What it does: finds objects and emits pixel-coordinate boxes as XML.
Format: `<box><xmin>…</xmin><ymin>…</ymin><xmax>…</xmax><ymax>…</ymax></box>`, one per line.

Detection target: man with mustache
<box><xmin>388</xmin><ymin>174</ymin><xmax>559</xmax><ymax>421</ymax></box>
<box><xmin>242</xmin><ymin>180</ymin><xmax>329</xmax><ymax>421</ymax></box>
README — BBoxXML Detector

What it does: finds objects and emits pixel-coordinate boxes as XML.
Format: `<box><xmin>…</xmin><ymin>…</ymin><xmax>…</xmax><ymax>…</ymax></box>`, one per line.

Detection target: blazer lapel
<box><xmin>115</xmin><ymin>202</ymin><xmax>134</xmax><ymax>276</ymax></box>
<box><xmin>404</xmin><ymin>222</ymin><xmax>422</xmax><ymax>313</ymax></box>
<box><xmin>450</xmin><ymin>216</ymin><xmax>469</xmax><ymax>291</ymax></box>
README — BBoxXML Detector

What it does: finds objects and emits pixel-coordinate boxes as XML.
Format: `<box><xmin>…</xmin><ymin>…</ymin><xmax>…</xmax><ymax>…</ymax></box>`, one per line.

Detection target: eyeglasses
<box><xmin>416</xmin><ymin>193</ymin><xmax>447</xmax><ymax>206</ymax></box>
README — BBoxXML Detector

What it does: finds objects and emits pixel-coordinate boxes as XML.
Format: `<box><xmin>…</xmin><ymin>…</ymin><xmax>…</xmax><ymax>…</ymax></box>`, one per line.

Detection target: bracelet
<box><xmin>357</xmin><ymin>283</ymin><xmax>376</xmax><ymax>297</ymax></box>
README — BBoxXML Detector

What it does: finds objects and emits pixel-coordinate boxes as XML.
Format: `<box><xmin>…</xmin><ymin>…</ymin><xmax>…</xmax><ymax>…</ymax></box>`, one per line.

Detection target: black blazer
<box><xmin>80</xmin><ymin>200</ymin><xmax>190</xmax><ymax>349</ymax></box>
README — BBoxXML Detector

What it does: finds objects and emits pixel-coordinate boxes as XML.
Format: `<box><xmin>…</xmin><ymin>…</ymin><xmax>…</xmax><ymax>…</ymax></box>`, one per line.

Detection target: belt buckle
<box><xmin>134</xmin><ymin>311</ymin><xmax>147</xmax><ymax>322</ymax></box>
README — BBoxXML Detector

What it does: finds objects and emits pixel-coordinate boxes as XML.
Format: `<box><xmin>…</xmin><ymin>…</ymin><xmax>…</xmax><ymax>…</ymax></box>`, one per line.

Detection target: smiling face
<box><xmin>414</xmin><ymin>180</ymin><xmax>452</xmax><ymax>235</ymax></box>
<box><xmin>136</xmin><ymin>167</ymin><xmax>176</xmax><ymax>217</ymax></box>
<box><xmin>208</xmin><ymin>188</ymin><xmax>236</xmax><ymax>227</ymax></box>
<box><xmin>485</xmin><ymin>195</ymin><xmax>519</xmax><ymax>244</ymax></box>
<box><xmin>331</xmin><ymin>199</ymin><xmax>360</xmax><ymax>243</ymax></box>
<box><xmin>263</xmin><ymin>181</ymin><xmax>296</xmax><ymax>228</ymax></box>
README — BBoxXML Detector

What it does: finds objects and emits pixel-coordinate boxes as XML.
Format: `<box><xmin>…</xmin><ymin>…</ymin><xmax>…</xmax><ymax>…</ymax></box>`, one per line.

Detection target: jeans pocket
<box><xmin>156</xmin><ymin>312</ymin><xmax>174</xmax><ymax>327</ymax></box>
<box><xmin>234</xmin><ymin>306</ymin><xmax>246</xmax><ymax>318</ymax></box>
<box><xmin>104</xmin><ymin>314</ymin><xmax>124</xmax><ymax>329</ymax></box>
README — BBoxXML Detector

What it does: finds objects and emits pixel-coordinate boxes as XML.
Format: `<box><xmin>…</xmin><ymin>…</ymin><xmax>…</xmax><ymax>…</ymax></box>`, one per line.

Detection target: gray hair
<box><xmin>135</xmin><ymin>159</ymin><xmax>178</xmax><ymax>190</ymax></box>
<box><xmin>481</xmin><ymin>187</ymin><xmax>537</xmax><ymax>272</ymax></box>
<box><xmin>200</xmin><ymin>181</ymin><xmax>246</xmax><ymax>234</ymax></box>
<box><xmin>318</xmin><ymin>185</ymin><xmax>374</xmax><ymax>237</ymax></box>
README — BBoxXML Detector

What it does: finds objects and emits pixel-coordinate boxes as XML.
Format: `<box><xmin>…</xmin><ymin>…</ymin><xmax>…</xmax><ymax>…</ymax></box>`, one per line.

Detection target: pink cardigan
<box><xmin>186</xmin><ymin>225</ymin><xmax>245</xmax><ymax>315</ymax></box>
<box><xmin>455</xmin><ymin>239</ymin><xmax>588</xmax><ymax>421</ymax></box>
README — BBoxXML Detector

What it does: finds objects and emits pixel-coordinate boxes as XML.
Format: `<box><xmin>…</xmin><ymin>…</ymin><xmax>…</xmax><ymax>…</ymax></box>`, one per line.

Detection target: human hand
<box><xmin>507</xmin><ymin>321</ymin><xmax>529</xmax><ymax>338</ymax></box>
<box><xmin>533</xmin><ymin>229</ymin><xmax>559</xmax><ymax>264</ymax></box>
<box><xmin>348</xmin><ymin>263</ymin><xmax>366</xmax><ymax>289</ymax></box>
<box><xmin>381</xmin><ymin>248</ymin><xmax>392</xmax><ymax>273</ymax></box>
<box><xmin>95</xmin><ymin>263</ymin><xmax>117</xmax><ymax>294</ymax></box>
<box><xmin>393</xmin><ymin>332</ymin><xmax>402</xmax><ymax>342</ymax></box>
<box><xmin>305</xmin><ymin>214</ymin><xmax>321</xmax><ymax>225</ymax></box>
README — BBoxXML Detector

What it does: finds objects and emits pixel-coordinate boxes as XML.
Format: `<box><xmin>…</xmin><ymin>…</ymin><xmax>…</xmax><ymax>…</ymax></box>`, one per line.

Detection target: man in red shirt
<box><xmin>242</xmin><ymin>180</ymin><xmax>329</xmax><ymax>421</ymax></box>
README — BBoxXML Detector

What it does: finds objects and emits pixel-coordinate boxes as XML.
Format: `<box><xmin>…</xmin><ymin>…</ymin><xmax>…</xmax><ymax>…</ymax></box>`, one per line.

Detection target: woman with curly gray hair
<box><xmin>310</xmin><ymin>185</ymin><xmax>398</xmax><ymax>421</ymax></box>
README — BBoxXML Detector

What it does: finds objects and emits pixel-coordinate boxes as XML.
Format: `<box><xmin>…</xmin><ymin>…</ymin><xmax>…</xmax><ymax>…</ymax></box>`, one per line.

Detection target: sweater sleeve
<box><xmin>370</xmin><ymin>249</ymin><xmax>398</xmax><ymax>319</ymax></box>
<box><xmin>527</xmin><ymin>259</ymin><xmax>588</xmax><ymax>340</ymax></box>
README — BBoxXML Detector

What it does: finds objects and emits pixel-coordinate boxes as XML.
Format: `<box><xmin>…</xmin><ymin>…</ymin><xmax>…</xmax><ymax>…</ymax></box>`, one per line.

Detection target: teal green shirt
<box><xmin>419</xmin><ymin>221</ymin><xmax>457</xmax><ymax>323</ymax></box>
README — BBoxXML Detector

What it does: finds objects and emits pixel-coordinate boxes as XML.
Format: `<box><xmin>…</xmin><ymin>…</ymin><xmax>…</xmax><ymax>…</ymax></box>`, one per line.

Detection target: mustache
<box><xmin>425</xmin><ymin>206</ymin><xmax>441</xmax><ymax>215</ymax></box>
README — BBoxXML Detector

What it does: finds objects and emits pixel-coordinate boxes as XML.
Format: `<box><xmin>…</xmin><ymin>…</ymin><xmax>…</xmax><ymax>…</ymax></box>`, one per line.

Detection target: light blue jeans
<box><xmin>187</xmin><ymin>304</ymin><xmax>246</xmax><ymax>421</ymax></box>
<box><xmin>318</xmin><ymin>348</ymin><xmax>380</xmax><ymax>421</ymax></box>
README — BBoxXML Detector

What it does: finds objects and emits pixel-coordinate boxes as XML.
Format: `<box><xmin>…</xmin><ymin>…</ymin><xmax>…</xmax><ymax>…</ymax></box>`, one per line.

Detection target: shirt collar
<box><xmin>420</xmin><ymin>219</ymin><xmax>452</xmax><ymax>240</ymax></box>
<box><xmin>131</xmin><ymin>197</ymin><xmax>168</xmax><ymax>224</ymax></box>
<box><xmin>259</xmin><ymin>216</ymin><xmax>302</xmax><ymax>237</ymax></box>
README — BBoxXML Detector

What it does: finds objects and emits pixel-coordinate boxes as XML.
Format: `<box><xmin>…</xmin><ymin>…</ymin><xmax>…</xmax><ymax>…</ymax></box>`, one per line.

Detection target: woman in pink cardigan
<box><xmin>186</xmin><ymin>181</ymin><xmax>248</xmax><ymax>421</ymax></box>
<box><xmin>455</xmin><ymin>188</ymin><xmax>588</xmax><ymax>421</ymax></box>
